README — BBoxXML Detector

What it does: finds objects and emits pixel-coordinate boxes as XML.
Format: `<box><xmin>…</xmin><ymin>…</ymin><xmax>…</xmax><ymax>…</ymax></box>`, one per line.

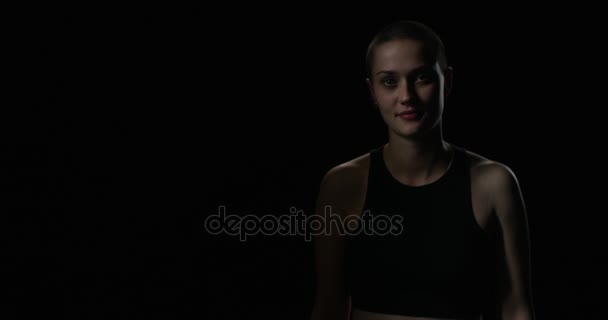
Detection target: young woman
<box><xmin>310</xmin><ymin>21</ymin><xmax>535</xmax><ymax>320</ymax></box>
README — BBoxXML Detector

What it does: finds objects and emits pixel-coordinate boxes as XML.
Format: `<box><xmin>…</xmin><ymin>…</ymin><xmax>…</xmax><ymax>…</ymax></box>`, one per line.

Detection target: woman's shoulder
<box><xmin>321</xmin><ymin>152</ymin><xmax>371</xmax><ymax>187</ymax></box>
<box><xmin>316</xmin><ymin>152</ymin><xmax>371</xmax><ymax>214</ymax></box>
<box><xmin>464</xmin><ymin>148</ymin><xmax>520</xmax><ymax>193</ymax></box>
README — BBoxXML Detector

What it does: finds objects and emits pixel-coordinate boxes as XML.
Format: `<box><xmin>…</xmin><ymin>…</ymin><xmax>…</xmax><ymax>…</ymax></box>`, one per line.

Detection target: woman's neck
<box><xmin>384</xmin><ymin>128</ymin><xmax>453</xmax><ymax>186</ymax></box>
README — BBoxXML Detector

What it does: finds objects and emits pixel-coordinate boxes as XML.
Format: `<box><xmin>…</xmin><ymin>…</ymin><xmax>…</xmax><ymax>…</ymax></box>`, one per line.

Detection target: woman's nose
<box><xmin>398</xmin><ymin>80</ymin><xmax>412</xmax><ymax>104</ymax></box>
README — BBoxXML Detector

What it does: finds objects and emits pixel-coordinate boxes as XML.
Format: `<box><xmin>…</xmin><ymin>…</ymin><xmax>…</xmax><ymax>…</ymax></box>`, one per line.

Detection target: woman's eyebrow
<box><xmin>375</xmin><ymin>65</ymin><xmax>432</xmax><ymax>76</ymax></box>
<box><xmin>375</xmin><ymin>70</ymin><xmax>397</xmax><ymax>76</ymax></box>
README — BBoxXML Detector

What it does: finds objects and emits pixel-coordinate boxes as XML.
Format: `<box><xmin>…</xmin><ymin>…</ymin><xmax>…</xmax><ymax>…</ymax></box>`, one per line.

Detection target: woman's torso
<box><xmin>351</xmin><ymin>307</ymin><xmax>482</xmax><ymax>320</ymax></box>
<box><xmin>342</xmin><ymin>144</ymin><xmax>498</xmax><ymax>320</ymax></box>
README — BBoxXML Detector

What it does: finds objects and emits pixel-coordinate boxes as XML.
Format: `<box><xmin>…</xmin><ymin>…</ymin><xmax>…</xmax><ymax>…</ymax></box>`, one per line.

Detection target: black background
<box><xmin>7</xmin><ymin>6</ymin><xmax>606</xmax><ymax>319</ymax></box>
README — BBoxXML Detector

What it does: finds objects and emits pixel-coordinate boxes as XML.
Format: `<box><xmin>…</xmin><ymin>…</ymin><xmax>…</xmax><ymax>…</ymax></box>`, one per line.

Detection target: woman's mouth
<box><xmin>396</xmin><ymin>110</ymin><xmax>421</xmax><ymax>120</ymax></box>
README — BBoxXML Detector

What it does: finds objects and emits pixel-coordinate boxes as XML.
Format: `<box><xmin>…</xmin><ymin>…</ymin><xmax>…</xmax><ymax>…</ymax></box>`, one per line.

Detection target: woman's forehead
<box><xmin>372</xmin><ymin>39</ymin><xmax>432</xmax><ymax>71</ymax></box>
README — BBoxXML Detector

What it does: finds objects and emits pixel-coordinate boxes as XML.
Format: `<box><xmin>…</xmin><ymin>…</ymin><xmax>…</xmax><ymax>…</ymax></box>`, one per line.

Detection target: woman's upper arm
<box><xmin>490</xmin><ymin>164</ymin><xmax>535</xmax><ymax>319</ymax></box>
<box><xmin>310</xmin><ymin>165</ymin><xmax>363</xmax><ymax>320</ymax></box>
<box><xmin>313</xmin><ymin>168</ymin><xmax>348</xmax><ymax>296</ymax></box>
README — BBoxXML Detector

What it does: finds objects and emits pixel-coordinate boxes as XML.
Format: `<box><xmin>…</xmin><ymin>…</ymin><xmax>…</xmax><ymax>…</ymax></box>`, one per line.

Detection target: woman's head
<box><xmin>366</xmin><ymin>21</ymin><xmax>447</xmax><ymax>79</ymax></box>
<box><xmin>366</xmin><ymin>21</ymin><xmax>452</xmax><ymax>139</ymax></box>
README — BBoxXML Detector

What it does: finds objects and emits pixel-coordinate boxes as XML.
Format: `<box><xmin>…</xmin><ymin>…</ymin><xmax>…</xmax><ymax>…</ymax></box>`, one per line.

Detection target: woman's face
<box><xmin>368</xmin><ymin>39</ymin><xmax>448</xmax><ymax>139</ymax></box>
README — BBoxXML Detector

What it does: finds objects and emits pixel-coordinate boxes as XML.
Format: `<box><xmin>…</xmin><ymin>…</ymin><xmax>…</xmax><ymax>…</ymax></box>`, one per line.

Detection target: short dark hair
<box><xmin>366</xmin><ymin>21</ymin><xmax>447</xmax><ymax>78</ymax></box>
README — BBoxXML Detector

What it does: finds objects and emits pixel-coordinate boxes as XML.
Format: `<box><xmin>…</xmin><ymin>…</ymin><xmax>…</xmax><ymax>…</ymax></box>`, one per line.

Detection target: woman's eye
<box><xmin>381</xmin><ymin>78</ymin><xmax>397</xmax><ymax>87</ymax></box>
<box><xmin>416</xmin><ymin>73</ymin><xmax>432</xmax><ymax>83</ymax></box>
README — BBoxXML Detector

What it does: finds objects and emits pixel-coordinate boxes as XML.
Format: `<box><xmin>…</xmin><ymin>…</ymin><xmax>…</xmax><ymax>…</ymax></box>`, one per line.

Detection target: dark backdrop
<box><xmin>7</xmin><ymin>6</ymin><xmax>605</xmax><ymax>319</ymax></box>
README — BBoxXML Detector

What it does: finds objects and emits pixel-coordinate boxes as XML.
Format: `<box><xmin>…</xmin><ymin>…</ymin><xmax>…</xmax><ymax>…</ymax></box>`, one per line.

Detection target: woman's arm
<box><xmin>489</xmin><ymin>164</ymin><xmax>536</xmax><ymax>320</ymax></box>
<box><xmin>310</xmin><ymin>164</ymin><xmax>364</xmax><ymax>320</ymax></box>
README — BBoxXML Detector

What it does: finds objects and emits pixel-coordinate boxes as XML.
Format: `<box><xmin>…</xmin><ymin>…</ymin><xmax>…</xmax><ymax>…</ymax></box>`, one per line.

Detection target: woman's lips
<box><xmin>396</xmin><ymin>110</ymin><xmax>420</xmax><ymax>120</ymax></box>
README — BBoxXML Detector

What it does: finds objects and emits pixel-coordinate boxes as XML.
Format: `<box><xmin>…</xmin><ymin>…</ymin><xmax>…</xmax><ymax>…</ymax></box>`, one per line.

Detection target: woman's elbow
<box><xmin>501</xmin><ymin>298</ymin><xmax>535</xmax><ymax>320</ymax></box>
<box><xmin>310</xmin><ymin>295</ymin><xmax>350</xmax><ymax>320</ymax></box>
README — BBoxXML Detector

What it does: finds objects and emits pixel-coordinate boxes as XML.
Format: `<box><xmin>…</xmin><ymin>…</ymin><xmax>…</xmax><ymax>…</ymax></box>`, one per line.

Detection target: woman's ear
<box><xmin>366</xmin><ymin>78</ymin><xmax>377</xmax><ymax>107</ymax></box>
<box><xmin>444</xmin><ymin>66</ymin><xmax>453</xmax><ymax>97</ymax></box>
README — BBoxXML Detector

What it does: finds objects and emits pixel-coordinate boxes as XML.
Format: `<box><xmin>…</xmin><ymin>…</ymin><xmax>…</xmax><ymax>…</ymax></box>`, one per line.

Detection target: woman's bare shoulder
<box><xmin>317</xmin><ymin>152</ymin><xmax>371</xmax><ymax>205</ymax></box>
<box><xmin>322</xmin><ymin>152</ymin><xmax>370</xmax><ymax>183</ymax></box>
<box><xmin>465</xmin><ymin>149</ymin><xmax>519</xmax><ymax>192</ymax></box>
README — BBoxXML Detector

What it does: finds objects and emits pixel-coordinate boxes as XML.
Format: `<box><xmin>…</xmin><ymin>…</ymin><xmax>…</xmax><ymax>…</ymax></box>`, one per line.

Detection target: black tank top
<box><xmin>345</xmin><ymin>144</ymin><xmax>494</xmax><ymax>318</ymax></box>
